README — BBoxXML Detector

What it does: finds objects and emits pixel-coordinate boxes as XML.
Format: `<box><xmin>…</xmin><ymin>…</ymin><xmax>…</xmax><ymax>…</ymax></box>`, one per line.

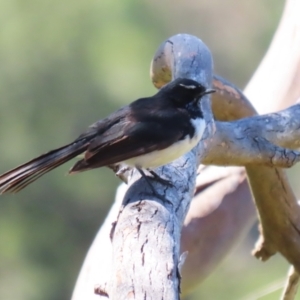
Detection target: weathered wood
<box><xmin>107</xmin><ymin>35</ymin><xmax>213</xmax><ymax>300</ymax></box>
<box><xmin>181</xmin><ymin>0</ymin><xmax>300</xmax><ymax>294</ymax></box>
<box><xmin>151</xmin><ymin>28</ymin><xmax>300</xmax><ymax>279</ymax></box>
<box><xmin>72</xmin><ymin>0</ymin><xmax>300</xmax><ymax>298</ymax></box>
<box><xmin>201</xmin><ymin>104</ymin><xmax>300</xmax><ymax>167</ymax></box>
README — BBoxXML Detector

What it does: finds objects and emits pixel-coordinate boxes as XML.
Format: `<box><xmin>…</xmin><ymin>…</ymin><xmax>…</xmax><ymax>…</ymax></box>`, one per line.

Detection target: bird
<box><xmin>0</xmin><ymin>78</ymin><xmax>214</xmax><ymax>194</ymax></box>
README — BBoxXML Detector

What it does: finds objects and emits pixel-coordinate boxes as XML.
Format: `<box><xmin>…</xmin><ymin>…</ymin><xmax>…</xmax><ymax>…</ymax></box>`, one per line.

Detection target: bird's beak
<box><xmin>201</xmin><ymin>88</ymin><xmax>216</xmax><ymax>96</ymax></box>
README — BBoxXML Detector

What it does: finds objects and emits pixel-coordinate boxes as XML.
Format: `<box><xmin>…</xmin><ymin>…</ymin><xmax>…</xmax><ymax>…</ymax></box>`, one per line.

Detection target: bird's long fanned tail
<box><xmin>0</xmin><ymin>140</ymin><xmax>88</xmax><ymax>194</ymax></box>
<box><xmin>0</xmin><ymin>79</ymin><xmax>211</xmax><ymax>194</ymax></box>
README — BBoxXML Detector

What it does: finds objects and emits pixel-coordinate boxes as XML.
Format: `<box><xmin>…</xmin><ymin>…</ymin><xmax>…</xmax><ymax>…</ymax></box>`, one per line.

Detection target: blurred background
<box><xmin>0</xmin><ymin>0</ymin><xmax>296</xmax><ymax>299</ymax></box>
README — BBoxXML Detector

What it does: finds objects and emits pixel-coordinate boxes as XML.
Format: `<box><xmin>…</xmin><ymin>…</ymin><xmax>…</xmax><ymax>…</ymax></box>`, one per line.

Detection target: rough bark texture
<box><xmin>87</xmin><ymin>35</ymin><xmax>214</xmax><ymax>300</ymax></box>
<box><xmin>201</xmin><ymin>105</ymin><xmax>300</xmax><ymax>167</ymax></box>
<box><xmin>72</xmin><ymin>0</ymin><xmax>300</xmax><ymax>299</ymax></box>
<box><xmin>108</xmin><ymin>36</ymin><xmax>213</xmax><ymax>300</ymax></box>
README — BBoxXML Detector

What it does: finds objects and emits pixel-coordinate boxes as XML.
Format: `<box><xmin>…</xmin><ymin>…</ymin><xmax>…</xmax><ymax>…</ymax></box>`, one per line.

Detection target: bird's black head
<box><xmin>161</xmin><ymin>78</ymin><xmax>215</xmax><ymax>108</ymax></box>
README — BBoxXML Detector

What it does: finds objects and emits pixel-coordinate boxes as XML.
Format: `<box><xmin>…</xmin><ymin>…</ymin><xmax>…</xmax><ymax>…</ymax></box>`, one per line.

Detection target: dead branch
<box><xmin>72</xmin><ymin>0</ymin><xmax>300</xmax><ymax>298</ymax></box>
<box><xmin>281</xmin><ymin>266</ymin><xmax>299</xmax><ymax>300</ymax></box>
<box><xmin>181</xmin><ymin>0</ymin><xmax>300</xmax><ymax>293</ymax></box>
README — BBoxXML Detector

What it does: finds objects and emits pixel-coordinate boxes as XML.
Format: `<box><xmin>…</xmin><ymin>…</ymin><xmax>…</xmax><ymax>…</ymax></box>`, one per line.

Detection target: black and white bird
<box><xmin>0</xmin><ymin>78</ymin><xmax>214</xmax><ymax>194</ymax></box>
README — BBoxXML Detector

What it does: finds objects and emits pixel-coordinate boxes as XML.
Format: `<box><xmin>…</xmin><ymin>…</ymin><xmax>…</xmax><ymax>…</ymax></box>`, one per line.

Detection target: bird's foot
<box><xmin>136</xmin><ymin>168</ymin><xmax>173</xmax><ymax>188</ymax></box>
<box><xmin>136</xmin><ymin>168</ymin><xmax>157</xmax><ymax>195</ymax></box>
<box><xmin>136</xmin><ymin>168</ymin><xmax>174</xmax><ymax>205</ymax></box>
<box><xmin>111</xmin><ymin>165</ymin><xmax>133</xmax><ymax>183</ymax></box>
<box><xmin>115</xmin><ymin>166</ymin><xmax>131</xmax><ymax>177</ymax></box>
<box><xmin>147</xmin><ymin>169</ymin><xmax>173</xmax><ymax>187</ymax></box>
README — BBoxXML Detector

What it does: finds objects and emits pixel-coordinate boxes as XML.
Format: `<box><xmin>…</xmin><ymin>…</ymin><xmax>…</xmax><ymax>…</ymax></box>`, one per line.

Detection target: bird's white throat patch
<box><xmin>124</xmin><ymin>118</ymin><xmax>206</xmax><ymax>168</ymax></box>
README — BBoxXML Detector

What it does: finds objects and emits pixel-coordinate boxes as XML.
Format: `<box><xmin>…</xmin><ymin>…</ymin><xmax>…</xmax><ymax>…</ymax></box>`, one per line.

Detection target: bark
<box><xmin>181</xmin><ymin>0</ymin><xmax>300</xmax><ymax>293</ymax></box>
<box><xmin>83</xmin><ymin>35</ymin><xmax>213</xmax><ymax>300</ymax></box>
<box><xmin>72</xmin><ymin>0</ymin><xmax>300</xmax><ymax>298</ymax></box>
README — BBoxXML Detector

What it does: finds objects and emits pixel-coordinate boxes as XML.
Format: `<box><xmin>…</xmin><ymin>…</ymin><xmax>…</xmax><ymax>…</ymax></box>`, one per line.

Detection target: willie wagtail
<box><xmin>0</xmin><ymin>78</ymin><xmax>214</xmax><ymax>194</ymax></box>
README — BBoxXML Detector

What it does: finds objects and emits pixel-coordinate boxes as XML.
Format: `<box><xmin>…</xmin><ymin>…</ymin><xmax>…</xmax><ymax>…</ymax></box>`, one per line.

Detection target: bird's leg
<box><xmin>108</xmin><ymin>164</ymin><xmax>131</xmax><ymax>184</ymax></box>
<box><xmin>136</xmin><ymin>168</ymin><xmax>158</xmax><ymax>195</ymax></box>
<box><xmin>115</xmin><ymin>166</ymin><xmax>131</xmax><ymax>177</ymax></box>
<box><xmin>147</xmin><ymin>169</ymin><xmax>173</xmax><ymax>187</ymax></box>
<box><xmin>136</xmin><ymin>168</ymin><xmax>174</xmax><ymax>205</ymax></box>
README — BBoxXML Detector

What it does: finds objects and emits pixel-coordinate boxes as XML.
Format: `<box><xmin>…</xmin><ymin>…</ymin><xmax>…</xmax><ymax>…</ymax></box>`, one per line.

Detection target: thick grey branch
<box><xmin>225</xmin><ymin>105</ymin><xmax>300</xmax><ymax>151</ymax></box>
<box><xmin>105</xmin><ymin>34</ymin><xmax>214</xmax><ymax>300</ymax></box>
<box><xmin>200</xmin><ymin>104</ymin><xmax>300</xmax><ymax>168</ymax></box>
<box><xmin>72</xmin><ymin>1</ymin><xmax>300</xmax><ymax>297</ymax></box>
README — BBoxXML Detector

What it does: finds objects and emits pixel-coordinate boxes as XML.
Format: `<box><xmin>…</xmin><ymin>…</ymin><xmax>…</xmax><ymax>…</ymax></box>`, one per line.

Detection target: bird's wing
<box><xmin>70</xmin><ymin>112</ymin><xmax>186</xmax><ymax>172</ymax></box>
<box><xmin>88</xmin><ymin>120</ymin><xmax>183</xmax><ymax>165</ymax></box>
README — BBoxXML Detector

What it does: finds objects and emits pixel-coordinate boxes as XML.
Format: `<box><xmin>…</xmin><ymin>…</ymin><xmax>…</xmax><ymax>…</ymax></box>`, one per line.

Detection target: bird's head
<box><xmin>162</xmin><ymin>78</ymin><xmax>215</xmax><ymax>107</ymax></box>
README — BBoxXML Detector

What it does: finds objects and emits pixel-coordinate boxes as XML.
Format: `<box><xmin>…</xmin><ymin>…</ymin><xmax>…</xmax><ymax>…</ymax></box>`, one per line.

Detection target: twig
<box><xmin>281</xmin><ymin>266</ymin><xmax>300</xmax><ymax>300</ymax></box>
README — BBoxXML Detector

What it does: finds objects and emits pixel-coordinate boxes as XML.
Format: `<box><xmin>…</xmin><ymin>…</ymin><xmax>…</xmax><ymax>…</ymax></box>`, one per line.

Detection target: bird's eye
<box><xmin>179</xmin><ymin>83</ymin><xmax>197</xmax><ymax>89</ymax></box>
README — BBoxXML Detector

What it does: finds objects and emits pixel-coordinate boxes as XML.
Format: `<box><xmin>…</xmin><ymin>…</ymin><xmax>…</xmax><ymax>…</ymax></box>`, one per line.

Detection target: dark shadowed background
<box><xmin>0</xmin><ymin>1</ymin><xmax>296</xmax><ymax>299</ymax></box>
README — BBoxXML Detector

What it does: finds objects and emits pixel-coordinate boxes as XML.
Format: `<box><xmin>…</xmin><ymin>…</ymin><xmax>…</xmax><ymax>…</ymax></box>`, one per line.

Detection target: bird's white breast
<box><xmin>124</xmin><ymin>118</ymin><xmax>206</xmax><ymax>169</ymax></box>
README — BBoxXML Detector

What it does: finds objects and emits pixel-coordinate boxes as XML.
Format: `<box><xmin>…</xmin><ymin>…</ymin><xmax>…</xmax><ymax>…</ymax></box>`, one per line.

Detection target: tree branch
<box><xmin>72</xmin><ymin>0</ymin><xmax>300</xmax><ymax>298</ymax></box>
<box><xmin>89</xmin><ymin>35</ymin><xmax>213</xmax><ymax>300</ymax></box>
<box><xmin>201</xmin><ymin>104</ymin><xmax>300</xmax><ymax>168</ymax></box>
<box><xmin>180</xmin><ymin>0</ymin><xmax>300</xmax><ymax>293</ymax></box>
<box><xmin>151</xmin><ymin>30</ymin><xmax>300</xmax><ymax>277</ymax></box>
<box><xmin>281</xmin><ymin>266</ymin><xmax>299</xmax><ymax>300</ymax></box>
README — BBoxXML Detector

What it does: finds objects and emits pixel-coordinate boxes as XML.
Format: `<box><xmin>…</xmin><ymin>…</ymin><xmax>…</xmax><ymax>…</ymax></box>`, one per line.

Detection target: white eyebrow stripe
<box><xmin>179</xmin><ymin>83</ymin><xmax>197</xmax><ymax>89</ymax></box>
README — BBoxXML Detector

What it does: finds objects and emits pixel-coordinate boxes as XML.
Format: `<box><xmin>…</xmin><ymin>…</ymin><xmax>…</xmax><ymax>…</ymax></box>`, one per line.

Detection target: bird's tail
<box><xmin>0</xmin><ymin>140</ymin><xmax>88</xmax><ymax>194</ymax></box>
